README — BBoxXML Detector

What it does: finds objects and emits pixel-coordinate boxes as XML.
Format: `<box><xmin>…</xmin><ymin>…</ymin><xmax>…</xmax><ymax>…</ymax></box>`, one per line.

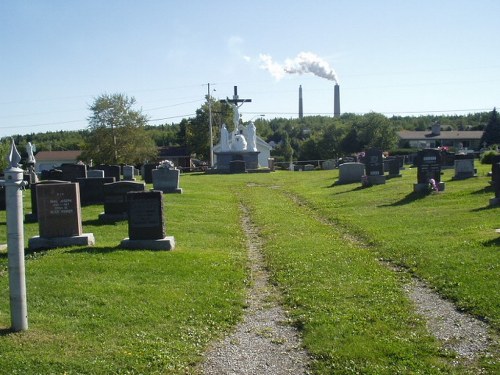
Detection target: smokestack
<box><xmin>299</xmin><ymin>85</ymin><xmax>303</xmax><ymax>119</ymax></box>
<box><xmin>334</xmin><ymin>83</ymin><xmax>340</xmax><ymax>118</ymax></box>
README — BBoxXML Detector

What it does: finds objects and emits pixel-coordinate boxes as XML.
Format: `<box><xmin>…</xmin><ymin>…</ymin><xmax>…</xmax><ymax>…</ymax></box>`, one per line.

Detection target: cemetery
<box><xmin>0</xmin><ymin>141</ymin><xmax>499</xmax><ymax>374</ymax></box>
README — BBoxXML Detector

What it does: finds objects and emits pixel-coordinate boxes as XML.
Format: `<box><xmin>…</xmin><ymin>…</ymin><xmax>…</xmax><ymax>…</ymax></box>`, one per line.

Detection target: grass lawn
<box><xmin>0</xmin><ymin>165</ymin><xmax>498</xmax><ymax>374</ymax></box>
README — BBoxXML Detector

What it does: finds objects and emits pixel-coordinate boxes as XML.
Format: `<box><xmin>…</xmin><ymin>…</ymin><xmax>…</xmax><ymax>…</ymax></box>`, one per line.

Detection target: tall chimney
<box><xmin>299</xmin><ymin>85</ymin><xmax>303</xmax><ymax>119</ymax></box>
<box><xmin>334</xmin><ymin>84</ymin><xmax>340</xmax><ymax>118</ymax></box>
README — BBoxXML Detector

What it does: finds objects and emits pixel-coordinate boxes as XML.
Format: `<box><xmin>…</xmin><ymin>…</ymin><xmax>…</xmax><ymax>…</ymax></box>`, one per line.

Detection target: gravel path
<box><xmin>405</xmin><ymin>278</ymin><xmax>493</xmax><ymax>363</ymax></box>
<box><xmin>201</xmin><ymin>205</ymin><xmax>310</xmax><ymax>375</ymax></box>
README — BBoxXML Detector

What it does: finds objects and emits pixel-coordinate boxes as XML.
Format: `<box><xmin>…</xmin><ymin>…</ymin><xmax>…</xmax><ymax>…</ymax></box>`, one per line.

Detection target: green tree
<box><xmin>0</xmin><ymin>139</ymin><xmax>11</xmax><ymax>170</ymax></box>
<box><xmin>80</xmin><ymin>93</ymin><xmax>157</xmax><ymax>165</ymax></box>
<box><xmin>480</xmin><ymin>108</ymin><xmax>500</xmax><ymax>147</ymax></box>
<box><xmin>357</xmin><ymin>112</ymin><xmax>398</xmax><ymax>150</ymax></box>
<box><xmin>183</xmin><ymin>97</ymin><xmax>232</xmax><ymax>159</ymax></box>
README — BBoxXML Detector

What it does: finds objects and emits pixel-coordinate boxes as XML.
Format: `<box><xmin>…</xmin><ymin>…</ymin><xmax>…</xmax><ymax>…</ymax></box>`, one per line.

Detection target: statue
<box><xmin>225</xmin><ymin>98</ymin><xmax>245</xmax><ymax>129</ymax></box>
<box><xmin>232</xmin><ymin>133</ymin><xmax>247</xmax><ymax>151</ymax></box>
<box><xmin>26</xmin><ymin>142</ymin><xmax>36</xmax><ymax>165</ymax></box>
<box><xmin>220</xmin><ymin>124</ymin><xmax>230</xmax><ymax>151</ymax></box>
<box><xmin>247</xmin><ymin>122</ymin><xmax>257</xmax><ymax>152</ymax></box>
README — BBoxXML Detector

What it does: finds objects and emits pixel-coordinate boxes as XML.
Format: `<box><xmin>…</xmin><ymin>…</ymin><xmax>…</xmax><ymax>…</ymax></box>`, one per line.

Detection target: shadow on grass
<box><xmin>0</xmin><ymin>327</ymin><xmax>14</xmax><ymax>336</ymax></box>
<box><xmin>65</xmin><ymin>246</ymin><xmax>122</xmax><ymax>255</ymax></box>
<box><xmin>471</xmin><ymin>185</ymin><xmax>494</xmax><ymax>195</ymax></box>
<box><xmin>82</xmin><ymin>218</ymin><xmax>126</xmax><ymax>226</ymax></box>
<box><xmin>326</xmin><ymin>183</ymin><xmax>365</xmax><ymax>194</ymax></box>
<box><xmin>378</xmin><ymin>191</ymin><xmax>428</xmax><ymax>207</ymax></box>
<box><xmin>470</xmin><ymin>204</ymin><xmax>498</xmax><ymax>212</ymax></box>
<box><xmin>483</xmin><ymin>236</ymin><xmax>500</xmax><ymax>247</ymax></box>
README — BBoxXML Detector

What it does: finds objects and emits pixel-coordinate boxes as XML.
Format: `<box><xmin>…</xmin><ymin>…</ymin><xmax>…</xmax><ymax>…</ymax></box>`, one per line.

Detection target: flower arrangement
<box><xmin>157</xmin><ymin>160</ymin><xmax>176</xmax><ymax>169</ymax></box>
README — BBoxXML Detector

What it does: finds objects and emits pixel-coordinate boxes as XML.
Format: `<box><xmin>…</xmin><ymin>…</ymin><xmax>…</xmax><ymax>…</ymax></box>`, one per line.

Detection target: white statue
<box><xmin>220</xmin><ymin>124</ymin><xmax>230</xmax><ymax>151</ymax></box>
<box><xmin>232</xmin><ymin>134</ymin><xmax>247</xmax><ymax>151</ymax></box>
<box><xmin>225</xmin><ymin>98</ymin><xmax>244</xmax><ymax>129</ymax></box>
<box><xmin>26</xmin><ymin>142</ymin><xmax>36</xmax><ymax>164</ymax></box>
<box><xmin>247</xmin><ymin>122</ymin><xmax>257</xmax><ymax>152</ymax></box>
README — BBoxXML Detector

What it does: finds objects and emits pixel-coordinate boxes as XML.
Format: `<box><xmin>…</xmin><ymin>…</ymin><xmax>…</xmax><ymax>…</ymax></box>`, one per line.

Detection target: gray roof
<box><xmin>398</xmin><ymin>130</ymin><xmax>483</xmax><ymax>140</ymax></box>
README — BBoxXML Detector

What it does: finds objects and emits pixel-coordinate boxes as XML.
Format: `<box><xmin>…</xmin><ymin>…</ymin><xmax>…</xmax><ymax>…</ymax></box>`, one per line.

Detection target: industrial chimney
<box><xmin>299</xmin><ymin>85</ymin><xmax>303</xmax><ymax>119</ymax></box>
<box><xmin>334</xmin><ymin>84</ymin><xmax>340</xmax><ymax>118</ymax></box>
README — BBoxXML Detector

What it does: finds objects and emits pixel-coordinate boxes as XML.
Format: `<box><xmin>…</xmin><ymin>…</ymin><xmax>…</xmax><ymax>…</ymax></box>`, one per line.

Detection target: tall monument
<box><xmin>215</xmin><ymin>86</ymin><xmax>259</xmax><ymax>172</ymax></box>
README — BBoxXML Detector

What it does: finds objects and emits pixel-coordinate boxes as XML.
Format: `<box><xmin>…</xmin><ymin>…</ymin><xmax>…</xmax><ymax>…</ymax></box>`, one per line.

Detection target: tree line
<box><xmin>1</xmin><ymin>93</ymin><xmax>498</xmax><ymax>170</ymax></box>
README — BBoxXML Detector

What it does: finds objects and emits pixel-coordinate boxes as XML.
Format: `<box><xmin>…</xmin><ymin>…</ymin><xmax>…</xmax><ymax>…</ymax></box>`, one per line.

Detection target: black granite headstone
<box><xmin>41</xmin><ymin>169</ymin><xmax>64</xmax><ymax>181</ymax></box>
<box><xmin>0</xmin><ymin>185</ymin><xmax>5</xmax><ymax>211</ymax></box>
<box><xmin>103</xmin><ymin>181</ymin><xmax>146</xmax><ymax>215</ymax></box>
<box><xmin>61</xmin><ymin>163</ymin><xmax>87</xmax><ymax>182</ymax></box>
<box><xmin>142</xmin><ymin>164</ymin><xmax>157</xmax><ymax>184</ymax></box>
<box><xmin>77</xmin><ymin>177</ymin><xmax>115</xmax><ymax>205</ymax></box>
<box><xmin>416</xmin><ymin>149</ymin><xmax>442</xmax><ymax>184</ymax></box>
<box><xmin>127</xmin><ymin>191</ymin><xmax>165</xmax><ymax>240</ymax></box>
<box><xmin>364</xmin><ymin>149</ymin><xmax>384</xmax><ymax>176</ymax></box>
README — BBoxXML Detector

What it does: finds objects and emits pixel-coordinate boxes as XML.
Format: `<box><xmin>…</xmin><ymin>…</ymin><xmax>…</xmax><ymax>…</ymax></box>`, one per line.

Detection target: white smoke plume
<box><xmin>259</xmin><ymin>52</ymin><xmax>338</xmax><ymax>83</ymax></box>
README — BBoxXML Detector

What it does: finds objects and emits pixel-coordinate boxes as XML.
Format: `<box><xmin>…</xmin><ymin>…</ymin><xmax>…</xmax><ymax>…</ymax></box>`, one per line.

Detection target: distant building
<box><xmin>34</xmin><ymin>150</ymin><xmax>82</xmax><ymax>172</ymax></box>
<box><xmin>397</xmin><ymin>123</ymin><xmax>483</xmax><ymax>151</ymax></box>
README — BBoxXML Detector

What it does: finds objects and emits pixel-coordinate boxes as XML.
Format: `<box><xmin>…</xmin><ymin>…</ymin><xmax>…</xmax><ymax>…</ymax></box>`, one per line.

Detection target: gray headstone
<box><xmin>338</xmin><ymin>162</ymin><xmax>365</xmax><ymax>184</ymax></box>
<box><xmin>87</xmin><ymin>169</ymin><xmax>105</xmax><ymax>178</ymax></box>
<box><xmin>152</xmin><ymin>168</ymin><xmax>183</xmax><ymax>193</ymax></box>
<box><xmin>26</xmin><ymin>180</ymin><xmax>71</xmax><ymax>222</ymax></box>
<box><xmin>123</xmin><ymin>165</ymin><xmax>135</xmax><ymax>181</ymax></box>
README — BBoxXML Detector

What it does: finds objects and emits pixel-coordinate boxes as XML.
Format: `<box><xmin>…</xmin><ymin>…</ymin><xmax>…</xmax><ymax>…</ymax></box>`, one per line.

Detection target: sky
<box><xmin>1</xmin><ymin>0</ymin><xmax>499</xmax><ymax>139</ymax></box>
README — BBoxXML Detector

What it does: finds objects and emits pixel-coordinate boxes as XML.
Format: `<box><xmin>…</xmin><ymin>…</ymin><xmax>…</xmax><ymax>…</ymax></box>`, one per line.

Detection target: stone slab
<box><xmin>119</xmin><ymin>236</ymin><xmax>175</xmax><ymax>251</ymax></box>
<box><xmin>28</xmin><ymin>233</ymin><xmax>95</xmax><ymax>250</ymax></box>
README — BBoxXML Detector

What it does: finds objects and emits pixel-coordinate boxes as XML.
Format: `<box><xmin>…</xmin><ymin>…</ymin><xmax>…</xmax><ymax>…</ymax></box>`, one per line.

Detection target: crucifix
<box><xmin>221</xmin><ymin>86</ymin><xmax>252</xmax><ymax>130</ymax></box>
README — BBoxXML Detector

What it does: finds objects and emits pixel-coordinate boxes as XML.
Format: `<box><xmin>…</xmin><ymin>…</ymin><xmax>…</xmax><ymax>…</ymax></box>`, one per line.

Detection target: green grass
<box><xmin>0</xmin><ymin>167</ymin><xmax>498</xmax><ymax>373</ymax></box>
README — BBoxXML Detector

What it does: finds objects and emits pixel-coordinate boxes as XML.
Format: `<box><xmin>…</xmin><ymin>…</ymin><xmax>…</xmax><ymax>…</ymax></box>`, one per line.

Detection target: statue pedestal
<box><xmin>215</xmin><ymin>151</ymin><xmax>260</xmax><ymax>172</ymax></box>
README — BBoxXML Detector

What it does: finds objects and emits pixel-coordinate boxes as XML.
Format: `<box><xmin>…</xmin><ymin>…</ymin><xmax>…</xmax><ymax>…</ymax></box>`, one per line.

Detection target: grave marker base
<box><xmin>119</xmin><ymin>236</ymin><xmax>175</xmax><ymax>251</ymax></box>
<box><xmin>28</xmin><ymin>233</ymin><xmax>95</xmax><ymax>250</ymax></box>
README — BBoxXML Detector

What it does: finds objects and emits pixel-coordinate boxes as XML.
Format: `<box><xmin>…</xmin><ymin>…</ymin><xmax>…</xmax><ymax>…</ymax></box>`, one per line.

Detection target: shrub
<box><xmin>480</xmin><ymin>150</ymin><xmax>499</xmax><ymax>164</ymax></box>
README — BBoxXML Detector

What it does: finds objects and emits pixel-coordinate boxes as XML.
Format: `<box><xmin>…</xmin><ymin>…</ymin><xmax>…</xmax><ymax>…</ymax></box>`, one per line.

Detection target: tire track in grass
<box><xmin>284</xmin><ymin>188</ymin><xmax>496</xmax><ymax>370</ymax></box>
<box><xmin>201</xmin><ymin>203</ymin><xmax>310</xmax><ymax>375</ymax></box>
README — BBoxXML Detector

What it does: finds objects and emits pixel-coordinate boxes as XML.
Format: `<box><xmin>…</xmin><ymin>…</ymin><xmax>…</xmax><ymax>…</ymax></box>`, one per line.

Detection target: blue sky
<box><xmin>1</xmin><ymin>0</ymin><xmax>499</xmax><ymax>138</ymax></box>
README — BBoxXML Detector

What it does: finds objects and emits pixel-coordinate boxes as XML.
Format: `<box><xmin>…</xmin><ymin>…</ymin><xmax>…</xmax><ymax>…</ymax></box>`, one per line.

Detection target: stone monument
<box><xmin>28</xmin><ymin>182</ymin><xmax>95</xmax><ymax>250</ymax></box>
<box><xmin>120</xmin><ymin>190</ymin><xmax>175</xmax><ymax>250</ymax></box>
<box><xmin>152</xmin><ymin>160</ymin><xmax>183</xmax><ymax>193</ymax></box>
<box><xmin>214</xmin><ymin>86</ymin><xmax>260</xmax><ymax>172</ymax></box>
<box><xmin>362</xmin><ymin>149</ymin><xmax>386</xmax><ymax>186</ymax></box>
<box><xmin>414</xmin><ymin>149</ymin><xmax>445</xmax><ymax>193</ymax></box>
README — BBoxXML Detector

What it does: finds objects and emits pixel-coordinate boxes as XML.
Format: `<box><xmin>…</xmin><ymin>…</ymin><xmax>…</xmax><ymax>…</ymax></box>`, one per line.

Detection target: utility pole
<box><xmin>207</xmin><ymin>83</ymin><xmax>214</xmax><ymax>168</ymax></box>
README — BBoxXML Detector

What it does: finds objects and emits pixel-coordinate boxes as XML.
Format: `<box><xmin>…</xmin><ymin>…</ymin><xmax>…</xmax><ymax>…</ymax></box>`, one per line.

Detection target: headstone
<box><xmin>303</xmin><ymin>164</ymin><xmax>315</xmax><ymax>171</ymax></box>
<box><xmin>120</xmin><ymin>190</ymin><xmax>175</xmax><ymax>250</ymax></box>
<box><xmin>322</xmin><ymin>159</ymin><xmax>336</xmax><ymax>170</ymax></box>
<box><xmin>338</xmin><ymin>162</ymin><xmax>365</xmax><ymax>184</ymax></box>
<box><xmin>95</xmin><ymin>164</ymin><xmax>121</xmax><ymax>181</ymax></box>
<box><xmin>0</xmin><ymin>184</ymin><xmax>5</xmax><ymax>210</ymax></box>
<box><xmin>28</xmin><ymin>182</ymin><xmax>95</xmax><ymax>249</ymax></box>
<box><xmin>384</xmin><ymin>157</ymin><xmax>402</xmax><ymax>178</ymax></box>
<box><xmin>99</xmin><ymin>181</ymin><xmax>146</xmax><ymax>222</ymax></box>
<box><xmin>414</xmin><ymin>149</ymin><xmax>445</xmax><ymax>193</ymax></box>
<box><xmin>87</xmin><ymin>169</ymin><xmax>105</xmax><ymax>178</ymax></box>
<box><xmin>229</xmin><ymin>160</ymin><xmax>246</xmax><ymax>174</ymax></box>
<box><xmin>152</xmin><ymin>168</ymin><xmax>183</xmax><ymax>193</ymax></box>
<box><xmin>77</xmin><ymin>177</ymin><xmax>115</xmax><ymax>206</ymax></box>
<box><xmin>362</xmin><ymin>149</ymin><xmax>386</xmax><ymax>186</ymax></box>
<box><xmin>489</xmin><ymin>162</ymin><xmax>500</xmax><ymax>205</ymax></box>
<box><xmin>123</xmin><ymin>165</ymin><xmax>135</xmax><ymax>181</ymax></box>
<box><xmin>141</xmin><ymin>163</ymin><xmax>157</xmax><ymax>184</ymax></box>
<box><xmin>25</xmin><ymin>180</ymin><xmax>71</xmax><ymax>222</ymax></box>
<box><xmin>60</xmin><ymin>163</ymin><xmax>87</xmax><ymax>182</ymax></box>
<box><xmin>453</xmin><ymin>155</ymin><xmax>476</xmax><ymax>180</ymax></box>
<box><xmin>267</xmin><ymin>158</ymin><xmax>275</xmax><ymax>172</ymax></box>
<box><xmin>41</xmin><ymin>169</ymin><xmax>63</xmax><ymax>181</ymax></box>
